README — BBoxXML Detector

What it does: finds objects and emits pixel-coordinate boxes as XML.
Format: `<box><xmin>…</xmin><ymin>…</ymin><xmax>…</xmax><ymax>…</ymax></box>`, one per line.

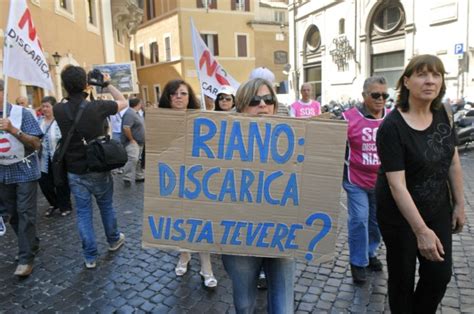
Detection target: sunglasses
<box><xmin>249</xmin><ymin>94</ymin><xmax>275</xmax><ymax>107</ymax></box>
<box><xmin>218</xmin><ymin>96</ymin><xmax>233</xmax><ymax>102</ymax></box>
<box><xmin>171</xmin><ymin>91</ymin><xmax>188</xmax><ymax>97</ymax></box>
<box><xmin>370</xmin><ymin>92</ymin><xmax>390</xmax><ymax>100</ymax></box>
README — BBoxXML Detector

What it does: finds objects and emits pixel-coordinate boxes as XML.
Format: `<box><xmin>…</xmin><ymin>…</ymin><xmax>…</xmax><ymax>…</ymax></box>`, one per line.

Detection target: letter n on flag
<box><xmin>190</xmin><ymin>19</ymin><xmax>240</xmax><ymax>100</ymax></box>
<box><xmin>3</xmin><ymin>0</ymin><xmax>54</xmax><ymax>91</ymax></box>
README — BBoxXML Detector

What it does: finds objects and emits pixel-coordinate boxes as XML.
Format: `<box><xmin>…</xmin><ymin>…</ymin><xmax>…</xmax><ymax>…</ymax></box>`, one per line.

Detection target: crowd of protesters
<box><xmin>0</xmin><ymin>54</ymin><xmax>466</xmax><ymax>313</ymax></box>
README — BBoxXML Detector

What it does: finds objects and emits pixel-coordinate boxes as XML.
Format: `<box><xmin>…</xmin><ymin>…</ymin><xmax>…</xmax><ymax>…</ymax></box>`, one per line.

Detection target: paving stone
<box><xmin>2</xmin><ymin>153</ymin><xmax>473</xmax><ymax>313</ymax></box>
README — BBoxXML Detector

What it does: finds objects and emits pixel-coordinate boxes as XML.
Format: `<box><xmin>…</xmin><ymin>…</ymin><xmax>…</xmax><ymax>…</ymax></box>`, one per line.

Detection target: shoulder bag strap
<box><xmin>443</xmin><ymin>102</ymin><xmax>454</xmax><ymax>128</ymax></box>
<box><xmin>57</xmin><ymin>100</ymin><xmax>88</xmax><ymax>160</ymax></box>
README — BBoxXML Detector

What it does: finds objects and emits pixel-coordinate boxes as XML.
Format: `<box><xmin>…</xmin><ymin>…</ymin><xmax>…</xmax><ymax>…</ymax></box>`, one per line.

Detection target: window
<box><xmin>146</xmin><ymin>0</ymin><xmax>155</xmax><ymax>20</ymax></box>
<box><xmin>236</xmin><ymin>34</ymin><xmax>248</xmax><ymax>57</ymax></box>
<box><xmin>59</xmin><ymin>0</ymin><xmax>69</xmax><ymax>10</ymax></box>
<box><xmin>274</xmin><ymin>51</ymin><xmax>288</xmax><ymax>64</ymax></box>
<box><xmin>26</xmin><ymin>86</ymin><xmax>44</xmax><ymax>110</ymax></box>
<box><xmin>373</xmin><ymin>2</ymin><xmax>404</xmax><ymax>35</ymax></box>
<box><xmin>86</xmin><ymin>0</ymin><xmax>97</xmax><ymax>25</ymax></box>
<box><xmin>305</xmin><ymin>25</ymin><xmax>321</xmax><ymax>52</ymax></box>
<box><xmin>164</xmin><ymin>36</ymin><xmax>171</xmax><ymax>61</ymax></box>
<box><xmin>339</xmin><ymin>18</ymin><xmax>345</xmax><ymax>35</ymax></box>
<box><xmin>141</xmin><ymin>86</ymin><xmax>149</xmax><ymax>103</ymax></box>
<box><xmin>197</xmin><ymin>0</ymin><xmax>217</xmax><ymax>9</ymax></box>
<box><xmin>201</xmin><ymin>34</ymin><xmax>219</xmax><ymax>56</ymax></box>
<box><xmin>304</xmin><ymin>65</ymin><xmax>322</xmax><ymax>100</ymax></box>
<box><xmin>371</xmin><ymin>51</ymin><xmax>404</xmax><ymax>88</ymax></box>
<box><xmin>150</xmin><ymin>42</ymin><xmax>159</xmax><ymax>63</ymax></box>
<box><xmin>274</xmin><ymin>11</ymin><xmax>285</xmax><ymax>23</ymax></box>
<box><xmin>130</xmin><ymin>49</ymin><xmax>135</xmax><ymax>61</ymax></box>
<box><xmin>116</xmin><ymin>28</ymin><xmax>124</xmax><ymax>45</ymax></box>
<box><xmin>154</xmin><ymin>85</ymin><xmax>161</xmax><ymax>104</ymax></box>
<box><xmin>232</xmin><ymin>0</ymin><xmax>249</xmax><ymax>12</ymax></box>
<box><xmin>139</xmin><ymin>45</ymin><xmax>145</xmax><ymax>66</ymax></box>
<box><xmin>56</xmin><ymin>0</ymin><xmax>74</xmax><ymax>20</ymax></box>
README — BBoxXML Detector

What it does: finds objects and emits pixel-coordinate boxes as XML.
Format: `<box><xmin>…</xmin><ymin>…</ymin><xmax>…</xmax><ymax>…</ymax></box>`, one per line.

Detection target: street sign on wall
<box><xmin>455</xmin><ymin>43</ymin><xmax>464</xmax><ymax>59</ymax></box>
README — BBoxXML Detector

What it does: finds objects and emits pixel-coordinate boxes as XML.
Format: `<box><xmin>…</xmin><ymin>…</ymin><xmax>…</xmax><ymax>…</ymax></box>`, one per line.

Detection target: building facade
<box><xmin>289</xmin><ymin>0</ymin><xmax>474</xmax><ymax>104</ymax></box>
<box><xmin>131</xmin><ymin>0</ymin><xmax>289</xmax><ymax>105</ymax></box>
<box><xmin>0</xmin><ymin>0</ymin><xmax>142</xmax><ymax>108</ymax></box>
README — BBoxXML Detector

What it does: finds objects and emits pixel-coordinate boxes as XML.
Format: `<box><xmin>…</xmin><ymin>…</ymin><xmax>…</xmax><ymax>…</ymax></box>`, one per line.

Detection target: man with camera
<box><xmin>54</xmin><ymin>66</ymin><xmax>128</xmax><ymax>268</ymax></box>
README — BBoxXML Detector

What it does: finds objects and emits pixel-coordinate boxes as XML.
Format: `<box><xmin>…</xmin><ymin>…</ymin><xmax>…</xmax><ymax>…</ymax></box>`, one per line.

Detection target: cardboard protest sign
<box><xmin>142</xmin><ymin>109</ymin><xmax>347</xmax><ymax>263</ymax></box>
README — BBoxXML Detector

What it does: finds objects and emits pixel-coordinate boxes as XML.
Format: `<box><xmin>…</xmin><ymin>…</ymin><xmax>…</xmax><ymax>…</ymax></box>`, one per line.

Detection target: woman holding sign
<box><xmin>158</xmin><ymin>79</ymin><xmax>217</xmax><ymax>288</ymax></box>
<box><xmin>376</xmin><ymin>55</ymin><xmax>465</xmax><ymax>313</ymax></box>
<box><xmin>222</xmin><ymin>78</ymin><xmax>295</xmax><ymax>314</ymax></box>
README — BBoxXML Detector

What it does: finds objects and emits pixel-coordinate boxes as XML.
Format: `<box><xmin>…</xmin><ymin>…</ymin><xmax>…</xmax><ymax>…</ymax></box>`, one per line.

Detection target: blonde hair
<box><xmin>235</xmin><ymin>78</ymin><xmax>278</xmax><ymax>113</ymax></box>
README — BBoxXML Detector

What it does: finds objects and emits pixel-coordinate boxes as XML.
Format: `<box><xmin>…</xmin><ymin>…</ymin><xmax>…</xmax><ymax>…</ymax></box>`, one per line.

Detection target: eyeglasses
<box><xmin>218</xmin><ymin>96</ymin><xmax>233</xmax><ymax>102</ymax></box>
<box><xmin>171</xmin><ymin>91</ymin><xmax>188</xmax><ymax>97</ymax></box>
<box><xmin>249</xmin><ymin>94</ymin><xmax>275</xmax><ymax>107</ymax></box>
<box><xmin>370</xmin><ymin>92</ymin><xmax>390</xmax><ymax>100</ymax></box>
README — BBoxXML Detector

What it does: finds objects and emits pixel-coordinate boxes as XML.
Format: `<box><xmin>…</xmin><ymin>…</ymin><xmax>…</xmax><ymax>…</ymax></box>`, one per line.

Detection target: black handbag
<box><xmin>85</xmin><ymin>135</ymin><xmax>127</xmax><ymax>172</ymax></box>
<box><xmin>52</xmin><ymin>100</ymin><xmax>87</xmax><ymax>187</ymax></box>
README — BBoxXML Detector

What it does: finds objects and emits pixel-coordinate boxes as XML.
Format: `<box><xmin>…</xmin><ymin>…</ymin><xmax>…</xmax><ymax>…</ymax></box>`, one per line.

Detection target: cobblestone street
<box><xmin>1</xmin><ymin>148</ymin><xmax>473</xmax><ymax>313</ymax></box>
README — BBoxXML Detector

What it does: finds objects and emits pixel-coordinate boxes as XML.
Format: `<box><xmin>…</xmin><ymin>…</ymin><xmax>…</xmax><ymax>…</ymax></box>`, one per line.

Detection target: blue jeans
<box><xmin>222</xmin><ymin>255</ymin><xmax>295</xmax><ymax>314</ymax></box>
<box><xmin>67</xmin><ymin>171</ymin><xmax>121</xmax><ymax>263</ymax></box>
<box><xmin>343</xmin><ymin>179</ymin><xmax>381</xmax><ymax>267</ymax></box>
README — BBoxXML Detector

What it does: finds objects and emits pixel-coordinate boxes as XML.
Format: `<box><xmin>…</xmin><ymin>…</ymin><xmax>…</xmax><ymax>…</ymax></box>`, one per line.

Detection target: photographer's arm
<box><xmin>106</xmin><ymin>84</ymin><xmax>128</xmax><ymax>112</ymax></box>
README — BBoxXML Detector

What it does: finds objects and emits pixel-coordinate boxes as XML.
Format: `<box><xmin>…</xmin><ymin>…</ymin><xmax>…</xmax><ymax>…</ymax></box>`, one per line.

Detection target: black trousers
<box><xmin>38</xmin><ymin>161</ymin><xmax>72</xmax><ymax>212</ymax></box>
<box><xmin>379</xmin><ymin>209</ymin><xmax>452</xmax><ymax>314</ymax></box>
<box><xmin>0</xmin><ymin>181</ymin><xmax>39</xmax><ymax>264</ymax></box>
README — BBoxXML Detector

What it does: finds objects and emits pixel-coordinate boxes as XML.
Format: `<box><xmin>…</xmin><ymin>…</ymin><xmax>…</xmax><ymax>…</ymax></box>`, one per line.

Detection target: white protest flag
<box><xmin>3</xmin><ymin>0</ymin><xmax>54</xmax><ymax>91</ymax></box>
<box><xmin>190</xmin><ymin>19</ymin><xmax>240</xmax><ymax>100</ymax></box>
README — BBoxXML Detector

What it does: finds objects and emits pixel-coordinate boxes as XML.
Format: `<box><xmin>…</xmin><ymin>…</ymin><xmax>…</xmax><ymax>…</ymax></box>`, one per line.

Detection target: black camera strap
<box><xmin>57</xmin><ymin>100</ymin><xmax>88</xmax><ymax>161</ymax></box>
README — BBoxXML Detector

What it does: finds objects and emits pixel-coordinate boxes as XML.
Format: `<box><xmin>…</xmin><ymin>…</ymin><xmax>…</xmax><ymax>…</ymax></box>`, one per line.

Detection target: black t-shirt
<box><xmin>54</xmin><ymin>94</ymin><xmax>118</xmax><ymax>174</ymax></box>
<box><xmin>375</xmin><ymin>107</ymin><xmax>455</xmax><ymax>226</ymax></box>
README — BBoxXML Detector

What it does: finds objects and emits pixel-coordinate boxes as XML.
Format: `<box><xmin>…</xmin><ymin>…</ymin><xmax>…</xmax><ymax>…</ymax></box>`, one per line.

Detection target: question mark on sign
<box><xmin>305</xmin><ymin>212</ymin><xmax>332</xmax><ymax>261</ymax></box>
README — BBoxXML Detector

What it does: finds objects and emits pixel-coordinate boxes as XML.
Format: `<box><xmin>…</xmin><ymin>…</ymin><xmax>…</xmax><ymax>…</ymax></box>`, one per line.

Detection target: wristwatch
<box><xmin>16</xmin><ymin>130</ymin><xmax>23</xmax><ymax>137</ymax></box>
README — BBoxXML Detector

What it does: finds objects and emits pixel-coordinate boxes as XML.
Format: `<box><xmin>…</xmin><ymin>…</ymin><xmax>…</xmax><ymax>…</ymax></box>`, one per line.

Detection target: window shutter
<box><xmin>245</xmin><ymin>0</ymin><xmax>250</xmax><ymax>11</ymax></box>
<box><xmin>231</xmin><ymin>0</ymin><xmax>236</xmax><ymax>10</ymax></box>
<box><xmin>197</xmin><ymin>0</ymin><xmax>204</xmax><ymax>8</ymax></box>
<box><xmin>213</xmin><ymin>35</ymin><xmax>219</xmax><ymax>56</ymax></box>
<box><xmin>210</xmin><ymin>0</ymin><xmax>217</xmax><ymax>9</ymax></box>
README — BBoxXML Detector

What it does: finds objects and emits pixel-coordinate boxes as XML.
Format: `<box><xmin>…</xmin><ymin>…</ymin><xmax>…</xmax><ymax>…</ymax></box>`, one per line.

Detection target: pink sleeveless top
<box><xmin>342</xmin><ymin>107</ymin><xmax>390</xmax><ymax>189</ymax></box>
<box><xmin>291</xmin><ymin>100</ymin><xmax>321</xmax><ymax>118</ymax></box>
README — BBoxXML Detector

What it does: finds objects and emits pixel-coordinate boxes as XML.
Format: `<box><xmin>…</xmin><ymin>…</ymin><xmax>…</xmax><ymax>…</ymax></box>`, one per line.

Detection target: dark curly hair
<box><xmin>158</xmin><ymin>79</ymin><xmax>200</xmax><ymax>109</ymax></box>
<box><xmin>396</xmin><ymin>54</ymin><xmax>446</xmax><ymax>112</ymax></box>
<box><xmin>61</xmin><ymin>65</ymin><xmax>87</xmax><ymax>95</ymax></box>
<box><xmin>41</xmin><ymin>96</ymin><xmax>57</xmax><ymax>106</ymax></box>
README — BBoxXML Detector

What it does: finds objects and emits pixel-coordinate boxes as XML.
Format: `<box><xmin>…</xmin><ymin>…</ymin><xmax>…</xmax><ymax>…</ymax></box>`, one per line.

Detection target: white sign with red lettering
<box><xmin>190</xmin><ymin>19</ymin><xmax>240</xmax><ymax>100</ymax></box>
<box><xmin>3</xmin><ymin>0</ymin><xmax>53</xmax><ymax>91</ymax></box>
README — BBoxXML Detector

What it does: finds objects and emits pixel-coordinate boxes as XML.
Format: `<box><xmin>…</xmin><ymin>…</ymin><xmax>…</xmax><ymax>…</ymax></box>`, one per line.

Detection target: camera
<box><xmin>87</xmin><ymin>69</ymin><xmax>108</xmax><ymax>88</ymax></box>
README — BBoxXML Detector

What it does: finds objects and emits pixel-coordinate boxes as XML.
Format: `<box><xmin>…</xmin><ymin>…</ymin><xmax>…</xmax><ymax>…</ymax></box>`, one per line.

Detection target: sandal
<box><xmin>45</xmin><ymin>206</ymin><xmax>57</xmax><ymax>217</ymax></box>
<box><xmin>200</xmin><ymin>271</ymin><xmax>217</xmax><ymax>288</ymax></box>
<box><xmin>175</xmin><ymin>256</ymin><xmax>190</xmax><ymax>276</ymax></box>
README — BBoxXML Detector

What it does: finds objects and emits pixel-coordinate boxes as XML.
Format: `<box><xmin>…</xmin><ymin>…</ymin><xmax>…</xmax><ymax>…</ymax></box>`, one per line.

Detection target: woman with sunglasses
<box><xmin>214</xmin><ymin>85</ymin><xmax>236</xmax><ymax>111</ymax></box>
<box><xmin>341</xmin><ymin>76</ymin><xmax>390</xmax><ymax>284</ymax></box>
<box><xmin>222</xmin><ymin>78</ymin><xmax>295</xmax><ymax>314</ymax></box>
<box><xmin>376</xmin><ymin>55</ymin><xmax>465</xmax><ymax>313</ymax></box>
<box><xmin>158</xmin><ymin>79</ymin><xmax>218</xmax><ymax>289</ymax></box>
